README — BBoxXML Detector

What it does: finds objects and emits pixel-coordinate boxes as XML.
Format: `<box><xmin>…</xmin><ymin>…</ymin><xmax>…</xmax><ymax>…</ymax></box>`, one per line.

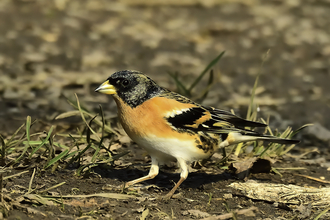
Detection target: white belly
<box><xmin>133</xmin><ymin>135</ymin><xmax>210</xmax><ymax>164</ymax></box>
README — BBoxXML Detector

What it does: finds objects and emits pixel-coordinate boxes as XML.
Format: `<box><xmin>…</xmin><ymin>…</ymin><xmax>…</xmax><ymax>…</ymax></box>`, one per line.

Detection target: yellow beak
<box><xmin>95</xmin><ymin>80</ymin><xmax>116</xmax><ymax>95</ymax></box>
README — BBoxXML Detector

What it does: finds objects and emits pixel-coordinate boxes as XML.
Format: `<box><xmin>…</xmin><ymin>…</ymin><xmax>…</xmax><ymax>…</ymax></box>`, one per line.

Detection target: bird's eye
<box><xmin>122</xmin><ymin>79</ymin><xmax>129</xmax><ymax>86</ymax></box>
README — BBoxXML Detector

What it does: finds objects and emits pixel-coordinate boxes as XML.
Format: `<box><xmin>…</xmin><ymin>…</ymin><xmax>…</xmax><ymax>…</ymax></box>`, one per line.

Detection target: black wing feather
<box><xmin>161</xmin><ymin>91</ymin><xmax>266</xmax><ymax>134</ymax></box>
<box><xmin>206</xmin><ymin>108</ymin><xmax>267</xmax><ymax>128</ymax></box>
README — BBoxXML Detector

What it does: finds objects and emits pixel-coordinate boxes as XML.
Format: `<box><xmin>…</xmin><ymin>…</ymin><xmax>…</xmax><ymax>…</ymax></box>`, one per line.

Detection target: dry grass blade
<box><xmin>23</xmin><ymin>194</ymin><xmax>54</xmax><ymax>206</ymax></box>
<box><xmin>294</xmin><ymin>174</ymin><xmax>330</xmax><ymax>184</ymax></box>
<box><xmin>46</xmin><ymin>192</ymin><xmax>134</xmax><ymax>200</ymax></box>
<box><xmin>122</xmin><ymin>0</ymin><xmax>258</xmax><ymax>6</ymax></box>
<box><xmin>55</xmin><ymin>110</ymin><xmax>82</xmax><ymax>119</ymax></box>
<box><xmin>38</xmin><ymin>182</ymin><xmax>66</xmax><ymax>194</ymax></box>
<box><xmin>234</xmin><ymin>142</ymin><xmax>244</xmax><ymax>157</ymax></box>
<box><xmin>274</xmin><ymin>167</ymin><xmax>306</xmax><ymax>170</ymax></box>
<box><xmin>27</xmin><ymin>168</ymin><xmax>36</xmax><ymax>194</ymax></box>
<box><xmin>140</xmin><ymin>208</ymin><xmax>150</xmax><ymax>220</ymax></box>
<box><xmin>3</xmin><ymin>170</ymin><xmax>29</xmax><ymax>180</ymax></box>
<box><xmin>260</xmin><ymin>118</ymin><xmax>274</xmax><ymax>136</ymax></box>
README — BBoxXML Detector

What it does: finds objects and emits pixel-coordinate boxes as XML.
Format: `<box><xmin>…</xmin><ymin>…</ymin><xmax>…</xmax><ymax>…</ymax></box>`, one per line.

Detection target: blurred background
<box><xmin>0</xmin><ymin>0</ymin><xmax>329</xmax><ymax>146</ymax></box>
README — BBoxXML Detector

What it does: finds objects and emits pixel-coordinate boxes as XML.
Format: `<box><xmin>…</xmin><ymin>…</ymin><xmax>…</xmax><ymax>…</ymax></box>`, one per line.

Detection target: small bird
<box><xmin>95</xmin><ymin>70</ymin><xmax>299</xmax><ymax>199</ymax></box>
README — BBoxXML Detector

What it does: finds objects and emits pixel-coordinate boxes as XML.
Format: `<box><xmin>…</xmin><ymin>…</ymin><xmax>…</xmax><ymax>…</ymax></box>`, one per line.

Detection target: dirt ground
<box><xmin>1</xmin><ymin>0</ymin><xmax>330</xmax><ymax>219</ymax></box>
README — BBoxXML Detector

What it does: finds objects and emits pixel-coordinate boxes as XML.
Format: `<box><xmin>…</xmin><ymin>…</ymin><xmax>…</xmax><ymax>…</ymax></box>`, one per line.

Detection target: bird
<box><xmin>95</xmin><ymin>70</ymin><xmax>299</xmax><ymax>199</ymax></box>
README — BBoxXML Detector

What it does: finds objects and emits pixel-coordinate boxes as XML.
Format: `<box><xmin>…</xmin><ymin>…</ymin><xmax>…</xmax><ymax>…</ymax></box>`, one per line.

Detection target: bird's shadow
<box><xmin>93</xmin><ymin>164</ymin><xmax>235</xmax><ymax>191</ymax></box>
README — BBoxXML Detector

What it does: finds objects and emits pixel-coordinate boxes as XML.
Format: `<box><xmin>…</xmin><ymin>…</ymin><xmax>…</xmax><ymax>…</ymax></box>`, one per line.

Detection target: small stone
<box><xmin>305</xmin><ymin>123</ymin><xmax>330</xmax><ymax>142</ymax></box>
<box><xmin>223</xmin><ymin>193</ymin><xmax>233</xmax><ymax>199</ymax></box>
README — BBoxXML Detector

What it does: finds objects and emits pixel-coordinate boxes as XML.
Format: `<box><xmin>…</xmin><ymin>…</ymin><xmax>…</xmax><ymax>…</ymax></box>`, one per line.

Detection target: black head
<box><xmin>95</xmin><ymin>70</ymin><xmax>165</xmax><ymax>108</ymax></box>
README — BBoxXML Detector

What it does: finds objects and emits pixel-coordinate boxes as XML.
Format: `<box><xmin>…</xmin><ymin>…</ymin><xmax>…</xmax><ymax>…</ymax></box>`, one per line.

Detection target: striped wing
<box><xmin>162</xmin><ymin>92</ymin><xmax>266</xmax><ymax>135</ymax></box>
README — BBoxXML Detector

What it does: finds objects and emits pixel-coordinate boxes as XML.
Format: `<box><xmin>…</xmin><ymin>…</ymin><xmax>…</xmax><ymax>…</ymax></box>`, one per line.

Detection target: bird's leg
<box><xmin>163</xmin><ymin>158</ymin><xmax>189</xmax><ymax>199</ymax></box>
<box><xmin>123</xmin><ymin>157</ymin><xmax>159</xmax><ymax>188</ymax></box>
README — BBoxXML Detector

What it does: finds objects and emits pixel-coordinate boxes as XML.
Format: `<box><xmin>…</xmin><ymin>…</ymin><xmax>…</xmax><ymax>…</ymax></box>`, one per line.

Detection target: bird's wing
<box><xmin>162</xmin><ymin>91</ymin><xmax>266</xmax><ymax>135</ymax></box>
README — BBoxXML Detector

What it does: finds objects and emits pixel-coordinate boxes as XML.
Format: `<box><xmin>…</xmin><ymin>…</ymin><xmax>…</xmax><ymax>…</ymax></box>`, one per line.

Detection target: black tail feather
<box><xmin>257</xmin><ymin>135</ymin><xmax>300</xmax><ymax>145</ymax></box>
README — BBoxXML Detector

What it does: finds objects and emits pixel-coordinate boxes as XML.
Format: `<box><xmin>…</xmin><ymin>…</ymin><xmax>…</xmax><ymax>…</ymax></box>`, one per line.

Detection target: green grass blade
<box><xmin>259</xmin><ymin>143</ymin><xmax>278</xmax><ymax>158</ymax></box>
<box><xmin>313</xmin><ymin>206</ymin><xmax>330</xmax><ymax>220</ymax></box>
<box><xmin>280</xmin><ymin>144</ymin><xmax>296</xmax><ymax>156</ymax></box>
<box><xmin>188</xmin><ymin>51</ymin><xmax>225</xmax><ymax>92</ymax></box>
<box><xmin>86</xmin><ymin>115</ymin><xmax>98</xmax><ymax>144</ymax></box>
<box><xmin>71</xmin><ymin>143</ymin><xmax>93</xmax><ymax>163</ymax></box>
<box><xmin>15</xmin><ymin>143</ymin><xmax>30</xmax><ymax>163</ymax></box>
<box><xmin>313</xmin><ymin>207</ymin><xmax>330</xmax><ymax>220</ymax></box>
<box><xmin>111</xmin><ymin>151</ymin><xmax>130</xmax><ymax>160</ymax></box>
<box><xmin>290</xmin><ymin>124</ymin><xmax>313</xmax><ymax>138</ymax></box>
<box><xmin>167</xmin><ymin>71</ymin><xmax>190</xmax><ymax>96</ymax></box>
<box><xmin>99</xmin><ymin>105</ymin><xmax>105</xmax><ymax>138</ymax></box>
<box><xmin>52</xmin><ymin>143</ymin><xmax>68</xmax><ymax>149</ymax></box>
<box><xmin>246</xmin><ymin>77</ymin><xmax>259</xmax><ymax>121</ymax></box>
<box><xmin>91</xmin><ymin>147</ymin><xmax>100</xmax><ymax>163</ymax></box>
<box><xmin>0</xmin><ymin>134</ymin><xmax>6</xmax><ymax>165</ymax></box>
<box><xmin>30</xmin><ymin>126</ymin><xmax>54</xmax><ymax>157</ymax></box>
<box><xmin>196</xmin><ymin>69</ymin><xmax>215</xmax><ymax>102</ymax></box>
<box><xmin>44</xmin><ymin>149</ymin><xmax>69</xmax><ymax>169</ymax></box>
<box><xmin>271</xmin><ymin>167</ymin><xmax>282</xmax><ymax>177</ymax></box>
<box><xmin>75</xmin><ymin>93</ymin><xmax>100</xmax><ymax>141</ymax></box>
<box><xmin>246</xmin><ymin>50</ymin><xmax>270</xmax><ymax>120</ymax></box>
<box><xmin>57</xmin><ymin>100</ymin><xmax>118</xmax><ymax>135</ymax></box>
<box><xmin>0</xmin><ymin>134</ymin><xmax>5</xmax><ymax>149</ymax></box>
<box><xmin>26</xmin><ymin>116</ymin><xmax>32</xmax><ymax>144</ymax></box>
<box><xmin>6</xmin><ymin>123</ymin><xmax>25</xmax><ymax>146</ymax></box>
<box><xmin>62</xmin><ymin>151</ymin><xmax>78</xmax><ymax>161</ymax></box>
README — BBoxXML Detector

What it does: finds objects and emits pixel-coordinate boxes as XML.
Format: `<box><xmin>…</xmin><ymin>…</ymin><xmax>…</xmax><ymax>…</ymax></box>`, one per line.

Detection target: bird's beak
<box><xmin>95</xmin><ymin>80</ymin><xmax>116</xmax><ymax>95</ymax></box>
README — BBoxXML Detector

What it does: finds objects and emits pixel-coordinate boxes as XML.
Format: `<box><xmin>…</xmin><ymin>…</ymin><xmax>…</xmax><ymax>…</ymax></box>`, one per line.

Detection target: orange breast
<box><xmin>113</xmin><ymin>96</ymin><xmax>196</xmax><ymax>141</ymax></box>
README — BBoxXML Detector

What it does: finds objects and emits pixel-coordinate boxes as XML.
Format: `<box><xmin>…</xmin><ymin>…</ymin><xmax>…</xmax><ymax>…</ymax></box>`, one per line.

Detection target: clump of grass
<box><xmin>0</xmin><ymin>94</ymin><xmax>125</xmax><ymax>176</ymax></box>
<box><xmin>55</xmin><ymin>94</ymin><xmax>128</xmax><ymax>176</ymax></box>
<box><xmin>0</xmin><ymin>116</ymin><xmax>50</xmax><ymax>167</ymax></box>
<box><xmin>232</xmin><ymin>50</ymin><xmax>309</xmax><ymax>159</ymax></box>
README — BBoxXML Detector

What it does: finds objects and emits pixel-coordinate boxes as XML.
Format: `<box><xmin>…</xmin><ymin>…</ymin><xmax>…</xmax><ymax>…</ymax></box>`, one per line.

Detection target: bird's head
<box><xmin>95</xmin><ymin>70</ymin><xmax>164</xmax><ymax>108</ymax></box>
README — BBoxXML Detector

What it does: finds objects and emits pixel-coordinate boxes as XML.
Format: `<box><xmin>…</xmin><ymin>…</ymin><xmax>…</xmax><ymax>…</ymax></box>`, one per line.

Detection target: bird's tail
<box><xmin>219</xmin><ymin>132</ymin><xmax>300</xmax><ymax>148</ymax></box>
<box><xmin>252</xmin><ymin>135</ymin><xmax>300</xmax><ymax>145</ymax></box>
